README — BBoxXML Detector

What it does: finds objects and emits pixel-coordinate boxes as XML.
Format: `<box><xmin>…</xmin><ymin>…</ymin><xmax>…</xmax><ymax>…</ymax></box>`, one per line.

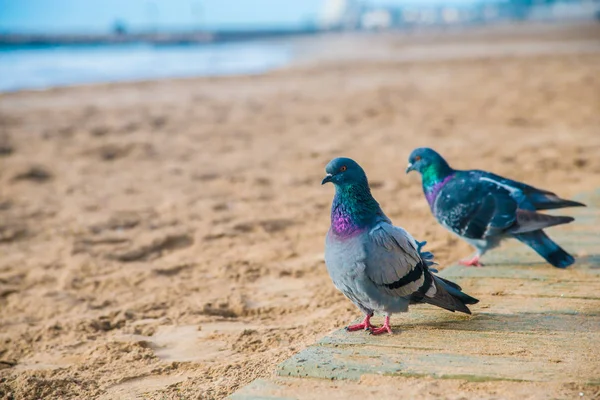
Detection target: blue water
<box><xmin>0</xmin><ymin>41</ymin><xmax>293</xmax><ymax>92</ymax></box>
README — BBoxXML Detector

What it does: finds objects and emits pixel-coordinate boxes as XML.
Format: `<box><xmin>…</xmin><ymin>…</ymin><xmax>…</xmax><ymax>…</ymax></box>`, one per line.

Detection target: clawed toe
<box><xmin>369</xmin><ymin>326</ymin><xmax>393</xmax><ymax>335</ymax></box>
<box><xmin>369</xmin><ymin>315</ymin><xmax>393</xmax><ymax>335</ymax></box>
<box><xmin>346</xmin><ymin>323</ymin><xmax>370</xmax><ymax>332</ymax></box>
<box><xmin>459</xmin><ymin>256</ymin><xmax>484</xmax><ymax>267</ymax></box>
<box><xmin>346</xmin><ymin>315</ymin><xmax>375</xmax><ymax>332</ymax></box>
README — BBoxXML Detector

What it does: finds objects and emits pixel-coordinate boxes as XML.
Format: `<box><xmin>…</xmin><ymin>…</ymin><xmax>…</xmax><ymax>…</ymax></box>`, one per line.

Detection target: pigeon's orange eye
<box><xmin>414</xmin><ymin>156</ymin><xmax>421</xmax><ymax>161</ymax></box>
<box><xmin>339</xmin><ymin>166</ymin><xmax>347</xmax><ymax>172</ymax></box>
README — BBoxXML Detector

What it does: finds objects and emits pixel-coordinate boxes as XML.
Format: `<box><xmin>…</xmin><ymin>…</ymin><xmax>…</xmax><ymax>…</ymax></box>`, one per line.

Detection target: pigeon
<box><xmin>322</xmin><ymin>157</ymin><xmax>478</xmax><ymax>335</ymax></box>
<box><xmin>406</xmin><ymin>147</ymin><xmax>585</xmax><ymax>268</ymax></box>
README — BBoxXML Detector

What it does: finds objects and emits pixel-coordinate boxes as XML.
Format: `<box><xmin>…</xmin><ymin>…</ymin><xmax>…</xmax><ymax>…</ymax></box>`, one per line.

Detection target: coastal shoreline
<box><xmin>2</xmin><ymin>21</ymin><xmax>599</xmax><ymax>93</ymax></box>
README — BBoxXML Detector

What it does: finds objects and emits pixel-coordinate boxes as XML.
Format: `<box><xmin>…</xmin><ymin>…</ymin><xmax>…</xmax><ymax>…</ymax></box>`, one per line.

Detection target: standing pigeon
<box><xmin>406</xmin><ymin>147</ymin><xmax>585</xmax><ymax>268</ymax></box>
<box><xmin>322</xmin><ymin>157</ymin><xmax>478</xmax><ymax>335</ymax></box>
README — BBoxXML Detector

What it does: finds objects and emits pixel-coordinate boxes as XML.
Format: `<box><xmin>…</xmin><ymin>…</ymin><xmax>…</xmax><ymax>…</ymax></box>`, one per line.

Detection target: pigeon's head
<box><xmin>406</xmin><ymin>147</ymin><xmax>446</xmax><ymax>174</ymax></box>
<box><xmin>322</xmin><ymin>157</ymin><xmax>367</xmax><ymax>187</ymax></box>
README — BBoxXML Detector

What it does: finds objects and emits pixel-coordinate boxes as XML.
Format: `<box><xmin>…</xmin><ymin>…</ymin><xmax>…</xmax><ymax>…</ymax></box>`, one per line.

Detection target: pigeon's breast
<box><xmin>325</xmin><ymin>230</ymin><xmax>367</xmax><ymax>284</ymax></box>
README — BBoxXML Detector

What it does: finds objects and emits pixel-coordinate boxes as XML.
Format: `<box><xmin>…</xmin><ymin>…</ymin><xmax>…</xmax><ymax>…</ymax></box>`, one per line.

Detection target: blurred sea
<box><xmin>0</xmin><ymin>41</ymin><xmax>293</xmax><ymax>92</ymax></box>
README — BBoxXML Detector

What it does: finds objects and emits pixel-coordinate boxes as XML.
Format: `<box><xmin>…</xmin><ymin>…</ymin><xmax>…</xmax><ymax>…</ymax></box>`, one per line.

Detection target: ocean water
<box><xmin>0</xmin><ymin>41</ymin><xmax>293</xmax><ymax>92</ymax></box>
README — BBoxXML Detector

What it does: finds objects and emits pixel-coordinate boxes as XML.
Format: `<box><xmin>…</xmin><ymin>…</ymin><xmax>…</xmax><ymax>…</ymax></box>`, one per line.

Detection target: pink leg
<box><xmin>459</xmin><ymin>255</ymin><xmax>484</xmax><ymax>267</ymax></box>
<box><xmin>369</xmin><ymin>315</ymin><xmax>393</xmax><ymax>335</ymax></box>
<box><xmin>346</xmin><ymin>314</ymin><xmax>375</xmax><ymax>332</ymax></box>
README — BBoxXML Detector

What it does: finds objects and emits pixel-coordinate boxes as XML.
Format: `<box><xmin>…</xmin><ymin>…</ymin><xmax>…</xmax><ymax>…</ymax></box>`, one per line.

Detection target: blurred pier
<box><xmin>0</xmin><ymin>28</ymin><xmax>320</xmax><ymax>47</ymax></box>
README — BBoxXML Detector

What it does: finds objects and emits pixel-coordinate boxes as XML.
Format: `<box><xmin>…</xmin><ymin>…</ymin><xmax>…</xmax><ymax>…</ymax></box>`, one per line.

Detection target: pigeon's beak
<box><xmin>321</xmin><ymin>173</ymin><xmax>333</xmax><ymax>185</ymax></box>
<box><xmin>406</xmin><ymin>163</ymin><xmax>414</xmax><ymax>173</ymax></box>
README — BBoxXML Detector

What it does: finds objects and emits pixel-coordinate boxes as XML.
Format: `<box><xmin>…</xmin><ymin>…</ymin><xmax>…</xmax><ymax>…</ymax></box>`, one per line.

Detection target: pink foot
<box><xmin>346</xmin><ymin>314</ymin><xmax>375</xmax><ymax>332</ymax></box>
<box><xmin>459</xmin><ymin>255</ymin><xmax>484</xmax><ymax>267</ymax></box>
<box><xmin>369</xmin><ymin>316</ymin><xmax>393</xmax><ymax>335</ymax></box>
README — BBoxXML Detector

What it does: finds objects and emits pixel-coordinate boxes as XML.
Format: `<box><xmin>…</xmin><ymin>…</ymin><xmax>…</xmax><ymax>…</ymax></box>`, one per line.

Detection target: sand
<box><xmin>1</xmin><ymin>22</ymin><xmax>600</xmax><ymax>399</ymax></box>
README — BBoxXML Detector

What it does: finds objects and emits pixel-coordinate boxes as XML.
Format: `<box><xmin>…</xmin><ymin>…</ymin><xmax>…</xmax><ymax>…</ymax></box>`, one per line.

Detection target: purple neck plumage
<box><xmin>331</xmin><ymin>203</ymin><xmax>364</xmax><ymax>237</ymax></box>
<box><xmin>329</xmin><ymin>183</ymin><xmax>381</xmax><ymax>238</ymax></box>
<box><xmin>424</xmin><ymin>174</ymin><xmax>454</xmax><ymax>208</ymax></box>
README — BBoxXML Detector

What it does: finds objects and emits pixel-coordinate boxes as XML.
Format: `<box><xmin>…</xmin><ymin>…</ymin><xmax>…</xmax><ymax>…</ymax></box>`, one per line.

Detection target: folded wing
<box><xmin>365</xmin><ymin>223</ymin><xmax>426</xmax><ymax>297</ymax></box>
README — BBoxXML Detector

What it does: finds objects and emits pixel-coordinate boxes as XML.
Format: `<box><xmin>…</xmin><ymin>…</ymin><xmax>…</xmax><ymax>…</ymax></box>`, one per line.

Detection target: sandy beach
<box><xmin>1</xmin><ymin>22</ymin><xmax>600</xmax><ymax>399</ymax></box>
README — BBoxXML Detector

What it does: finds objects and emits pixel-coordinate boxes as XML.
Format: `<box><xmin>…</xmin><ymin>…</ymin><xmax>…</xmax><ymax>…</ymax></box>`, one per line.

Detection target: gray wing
<box><xmin>364</xmin><ymin>222</ymin><xmax>427</xmax><ymax>297</ymax></box>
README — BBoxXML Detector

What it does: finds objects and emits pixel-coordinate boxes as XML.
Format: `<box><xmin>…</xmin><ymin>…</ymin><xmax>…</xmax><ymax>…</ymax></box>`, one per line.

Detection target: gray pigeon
<box><xmin>406</xmin><ymin>147</ymin><xmax>585</xmax><ymax>268</ymax></box>
<box><xmin>322</xmin><ymin>157</ymin><xmax>478</xmax><ymax>334</ymax></box>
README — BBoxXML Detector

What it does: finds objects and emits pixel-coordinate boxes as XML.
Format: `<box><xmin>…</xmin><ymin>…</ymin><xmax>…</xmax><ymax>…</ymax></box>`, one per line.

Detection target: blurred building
<box><xmin>526</xmin><ymin>0</ymin><xmax>600</xmax><ymax>20</ymax></box>
<box><xmin>361</xmin><ymin>9</ymin><xmax>393</xmax><ymax>30</ymax></box>
<box><xmin>319</xmin><ymin>0</ymin><xmax>364</xmax><ymax>30</ymax></box>
<box><xmin>320</xmin><ymin>0</ymin><xmax>600</xmax><ymax>31</ymax></box>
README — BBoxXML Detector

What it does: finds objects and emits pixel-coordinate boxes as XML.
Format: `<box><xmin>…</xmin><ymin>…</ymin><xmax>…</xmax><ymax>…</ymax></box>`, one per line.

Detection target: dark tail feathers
<box><xmin>414</xmin><ymin>275</ymin><xmax>479</xmax><ymax>315</ymax></box>
<box><xmin>510</xmin><ymin>210</ymin><xmax>574</xmax><ymax>234</ymax></box>
<box><xmin>513</xmin><ymin>230</ymin><xmax>575</xmax><ymax>268</ymax></box>
<box><xmin>527</xmin><ymin>191</ymin><xmax>586</xmax><ymax>211</ymax></box>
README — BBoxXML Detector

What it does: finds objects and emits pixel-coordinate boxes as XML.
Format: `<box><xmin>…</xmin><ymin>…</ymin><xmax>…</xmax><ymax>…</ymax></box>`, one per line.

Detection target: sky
<box><xmin>0</xmin><ymin>0</ymin><xmax>487</xmax><ymax>34</ymax></box>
